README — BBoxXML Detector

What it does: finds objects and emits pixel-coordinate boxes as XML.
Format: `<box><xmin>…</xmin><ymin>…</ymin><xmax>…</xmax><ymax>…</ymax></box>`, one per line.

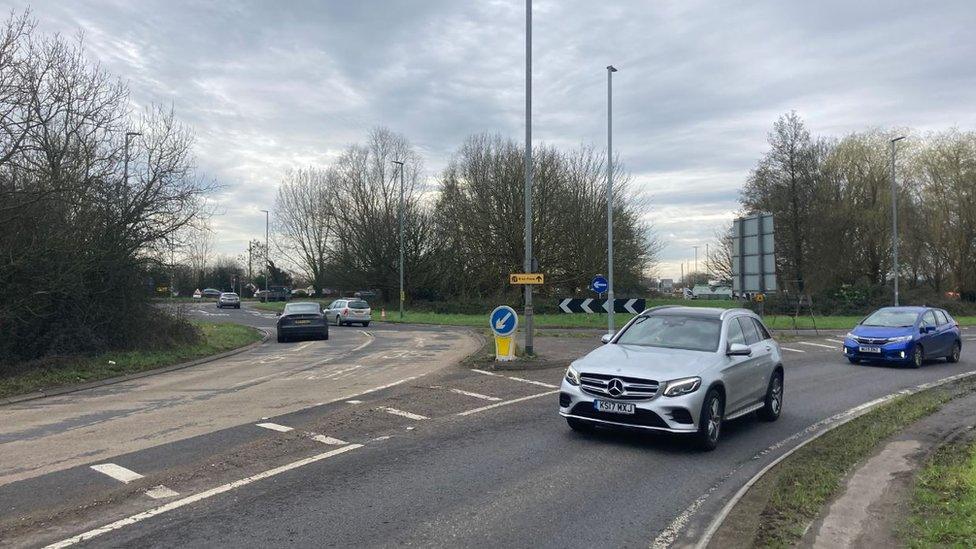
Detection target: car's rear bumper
<box><xmin>341</xmin><ymin>315</ymin><xmax>372</xmax><ymax>323</ymax></box>
<box><xmin>279</xmin><ymin>325</ymin><xmax>328</xmax><ymax>336</ymax></box>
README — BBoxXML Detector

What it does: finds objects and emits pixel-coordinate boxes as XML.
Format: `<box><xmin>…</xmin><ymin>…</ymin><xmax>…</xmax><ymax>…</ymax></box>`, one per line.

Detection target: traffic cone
<box><xmin>381</xmin><ymin>308</ymin><xmax>386</xmax><ymax>320</ymax></box>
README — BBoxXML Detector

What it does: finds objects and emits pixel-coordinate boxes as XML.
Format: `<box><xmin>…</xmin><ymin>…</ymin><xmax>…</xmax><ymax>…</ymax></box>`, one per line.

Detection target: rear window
<box><xmin>348</xmin><ymin>300</ymin><xmax>369</xmax><ymax>309</ymax></box>
<box><xmin>285</xmin><ymin>303</ymin><xmax>320</xmax><ymax>314</ymax></box>
<box><xmin>615</xmin><ymin>314</ymin><xmax>721</xmax><ymax>352</ymax></box>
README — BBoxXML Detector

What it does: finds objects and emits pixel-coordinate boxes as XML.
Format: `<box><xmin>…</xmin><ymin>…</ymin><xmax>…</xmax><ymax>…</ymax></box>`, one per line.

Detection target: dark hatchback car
<box><xmin>844</xmin><ymin>306</ymin><xmax>961</xmax><ymax>368</ymax></box>
<box><xmin>201</xmin><ymin>288</ymin><xmax>222</xmax><ymax>299</ymax></box>
<box><xmin>276</xmin><ymin>302</ymin><xmax>329</xmax><ymax>343</ymax></box>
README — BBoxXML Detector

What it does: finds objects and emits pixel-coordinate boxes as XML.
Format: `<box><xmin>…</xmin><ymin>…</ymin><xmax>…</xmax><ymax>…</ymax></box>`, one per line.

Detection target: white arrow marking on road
<box><xmin>581</xmin><ymin>298</ymin><xmax>594</xmax><ymax>314</ymax></box>
<box><xmin>559</xmin><ymin>298</ymin><xmax>572</xmax><ymax>313</ymax></box>
<box><xmin>90</xmin><ymin>463</ymin><xmax>144</xmax><ymax>484</ymax></box>
<box><xmin>624</xmin><ymin>299</ymin><xmax>639</xmax><ymax>314</ymax></box>
<box><xmin>495</xmin><ymin>311</ymin><xmax>513</xmax><ymax>331</ymax></box>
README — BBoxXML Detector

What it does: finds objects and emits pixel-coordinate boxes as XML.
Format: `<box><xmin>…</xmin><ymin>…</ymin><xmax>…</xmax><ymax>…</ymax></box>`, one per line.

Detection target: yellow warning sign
<box><xmin>509</xmin><ymin>273</ymin><xmax>544</xmax><ymax>285</ymax></box>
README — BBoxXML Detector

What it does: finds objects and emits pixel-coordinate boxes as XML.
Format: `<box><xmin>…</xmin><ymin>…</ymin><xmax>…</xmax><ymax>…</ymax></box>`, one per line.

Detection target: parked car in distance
<box><xmin>276</xmin><ymin>302</ymin><xmax>329</xmax><ymax>343</ymax></box>
<box><xmin>325</xmin><ymin>299</ymin><xmax>372</xmax><ymax>327</ymax></box>
<box><xmin>843</xmin><ymin>306</ymin><xmax>961</xmax><ymax>368</ymax></box>
<box><xmin>291</xmin><ymin>288</ymin><xmax>308</xmax><ymax>298</ymax></box>
<box><xmin>259</xmin><ymin>286</ymin><xmax>290</xmax><ymax>302</ymax></box>
<box><xmin>201</xmin><ymin>288</ymin><xmax>222</xmax><ymax>299</ymax></box>
<box><xmin>559</xmin><ymin>306</ymin><xmax>784</xmax><ymax>451</ymax></box>
<box><xmin>217</xmin><ymin>292</ymin><xmax>240</xmax><ymax>309</ymax></box>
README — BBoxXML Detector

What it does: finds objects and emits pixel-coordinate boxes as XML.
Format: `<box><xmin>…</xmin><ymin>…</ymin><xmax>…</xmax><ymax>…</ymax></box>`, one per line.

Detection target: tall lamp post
<box><xmin>523</xmin><ymin>0</ymin><xmax>534</xmax><ymax>355</ymax></box>
<box><xmin>260</xmin><ymin>209</ymin><xmax>269</xmax><ymax>292</ymax></box>
<box><xmin>606</xmin><ymin>64</ymin><xmax>618</xmax><ymax>336</ymax></box>
<box><xmin>890</xmin><ymin>136</ymin><xmax>906</xmax><ymax>306</ymax></box>
<box><xmin>392</xmin><ymin>160</ymin><xmax>405</xmax><ymax>319</ymax></box>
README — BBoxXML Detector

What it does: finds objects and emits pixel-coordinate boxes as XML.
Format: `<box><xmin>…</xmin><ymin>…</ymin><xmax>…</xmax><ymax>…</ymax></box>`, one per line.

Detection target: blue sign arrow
<box><xmin>591</xmin><ymin>275</ymin><xmax>609</xmax><ymax>294</ymax></box>
<box><xmin>489</xmin><ymin>305</ymin><xmax>518</xmax><ymax>336</ymax></box>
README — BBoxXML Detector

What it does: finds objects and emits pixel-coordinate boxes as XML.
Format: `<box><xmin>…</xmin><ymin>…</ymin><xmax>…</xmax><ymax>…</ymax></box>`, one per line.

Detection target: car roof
<box><xmin>648</xmin><ymin>306</ymin><xmax>748</xmax><ymax>319</ymax></box>
<box><xmin>876</xmin><ymin>306</ymin><xmax>928</xmax><ymax>313</ymax></box>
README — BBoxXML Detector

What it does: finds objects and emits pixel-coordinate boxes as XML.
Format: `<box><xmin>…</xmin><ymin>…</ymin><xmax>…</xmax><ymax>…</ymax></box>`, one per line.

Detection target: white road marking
<box><xmin>290</xmin><ymin>342</ymin><xmax>314</xmax><ymax>353</ymax></box>
<box><xmin>798</xmin><ymin>341</ymin><xmax>837</xmax><ymax>349</ymax></box>
<box><xmin>379</xmin><ymin>407</ymin><xmax>428</xmax><ymax>421</ymax></box>
<box><xmin>780</xmin><ymin>347</ymin><xmax>806</xmax><ymax>353</ymax></box>
<box><xmin>458</xmin><ymin>390</ymin><xmax>558</xmax><ymax>417</ymax></box>
<box><xmin>352</xmin><ymin>331</ymin><xmax>375</xmax><ymax>352</ymax></box>
<box><xmin>370</xmin><ymin>435</ymin><xmax>392</xmax><ymax>442</ymax></box>
<box><xmin>46</xmin><ymin>445</ymin><xmax>363</xmax><ymax>549</ymax></box>
<box><xmin>90</xmin><ymin>463</ymin><xmax>143</xmax><ymax>484</ymax></box>
<box><xmin>448</xmin><ymin>388</ymin><xmax>501</xmax><ymax>401</ymax></box>
<box><xmin>256</xmin><ymin>422</ymin><xmax>293</xmax><ymax>433</ymax></box>
<box><xmin>825</xmin><ymin>338</ymin><xmax>845</xmax><ymax>344</ymax></box>
<box><xmin>346</xmin><ymin>400</ymin><xmax>363</xmax><ymax>404</ymax></box>
<box><xmin>471</xmin><ymin>368</ymin><xmax>559</xmax><ymax>389</ymax></box>
<box><xmin>311</xmin><ymin>434</ymin><xmax>347</xmax><ymax>445</ymax></box>
<box><xmin>145</xmin><ymin>485</ymin><xmax>179</xmax><ymax>499</ymax></box>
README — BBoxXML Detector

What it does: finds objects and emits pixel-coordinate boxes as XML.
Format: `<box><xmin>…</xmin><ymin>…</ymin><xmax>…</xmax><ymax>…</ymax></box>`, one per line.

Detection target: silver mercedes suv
<box><xmin>558</xmin><ymin>306</ymin><xmax>784</xmax><ymax>450</ymax></box>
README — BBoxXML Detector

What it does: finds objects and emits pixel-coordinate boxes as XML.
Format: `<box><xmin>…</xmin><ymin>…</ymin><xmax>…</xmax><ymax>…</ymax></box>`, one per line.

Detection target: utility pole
<box><xmin>693</xmin><ymin>245</ymin><xmax>699</xmax><ymax>275</ymax></box>
<box><xmin>392</xmin><ymin>160</ymin><xmax>405</xmax><ymax>319</ymax></box>
<box><xmin>705</xmin><ymin>243</ymin><xmax>710</xmax><ymax>276</ymax></box>
<box><xmin>606</xmin><ymin>64</ymin><xmax>618</xmax><ymax>336</ymax></box>
<box><xmin>248</xmin><ymin>241</ymin><xmax>252</xmax><ymax>289</ymax></box>
<box><xmin>260</xmin><ymin>209</ymin><xmax>269</xmax><ymax>292</ymax></box>
<box><xmin>523</xmin><ymin>0</ymin><xmax>534</xmax><ymax>356</ymax></box>
<box><xmin>890</xmin><ymin>136</ymin><xmax>906</xmax><ymax>306</ymax></box>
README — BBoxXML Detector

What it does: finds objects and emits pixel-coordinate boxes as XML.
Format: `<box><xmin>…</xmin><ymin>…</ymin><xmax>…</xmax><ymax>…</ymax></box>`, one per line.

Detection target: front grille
<box><xmin>569</xmin><ymin>402</ymin><xmax>668</xmax><ymax>428</ymax></box>
<box><xmin>855</xmin><ymin>337</ymin><xmax>889</xmax><ymax>345</ymax></box>
<box><xmin>579</xmin><ymin>372</ymin><xmax>659</xmax><ymax>400</ymax></box>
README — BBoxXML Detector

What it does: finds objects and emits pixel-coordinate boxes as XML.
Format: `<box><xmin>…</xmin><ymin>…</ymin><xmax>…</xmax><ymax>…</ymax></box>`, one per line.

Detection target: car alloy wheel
<box><xmin>707</xmin><ymin>397</ymin><xmax>722</xmax><ymax>441</ymax></box>
<box><xmin>760</xmin><ymin>373</ymin><xmax>783</xmax><ymax>421</ymax></box>
<box><xmin>912</xmin><ymin>346</ymin><xmax>923</xmax><ymax>368</ymax></box>
<box><xmin>948</xmin><ymin>342</ymin><xmax>961</xmax><ymax>363</ymax></box>
<box><xmin>696</xmin><ymin>389</ymin><xmax>723</xmax><ymax>451</ymax></box>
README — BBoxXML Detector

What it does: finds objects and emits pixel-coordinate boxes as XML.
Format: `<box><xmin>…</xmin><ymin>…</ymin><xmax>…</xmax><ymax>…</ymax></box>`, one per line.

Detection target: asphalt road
<box><xmin>1</xmin><ymin>306</ymin><xmax>974</xmax><ymax>548</ymax></box>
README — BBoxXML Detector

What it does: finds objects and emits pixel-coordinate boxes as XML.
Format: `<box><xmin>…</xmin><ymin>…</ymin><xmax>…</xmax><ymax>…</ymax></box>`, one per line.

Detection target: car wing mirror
<box><xmin>727</xmin><ymin>343</ymin><xmax>752</xmax><ymax>356</ymax></box>
<box><xmin>600</xmin><ymin>333</ymin><xmax>613</xmax><ymax>344</ymax></box>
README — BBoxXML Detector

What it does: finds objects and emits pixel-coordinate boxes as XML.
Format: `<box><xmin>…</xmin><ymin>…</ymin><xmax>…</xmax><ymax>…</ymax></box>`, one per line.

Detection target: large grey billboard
<box><xmin>731</xmin><ymin>213</ymin><xmax>776</xmax><ymax>293</ymax></box>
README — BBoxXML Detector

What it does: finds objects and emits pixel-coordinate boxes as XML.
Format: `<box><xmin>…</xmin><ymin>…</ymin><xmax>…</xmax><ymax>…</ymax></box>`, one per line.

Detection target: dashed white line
<box><xmin>90</xmin><ymin>463</ymin><xmax>144</xmax><ymax>484</ymax></box>
<box><xmin>145</xmin><ymin>485</ymin><xmax>179</xmax><ymax>499</ymax></box>
<box><xmin>780</xmin><ymin>347</ymin><xmax>806</xmax><ymax>353</ymax></box>
<box><xmin>472</xmin><ymin>368</ymin><xmax>559</xmax><ymax>389</ymax></box>
<box><xmin>457</xmin><ymin>390</ymin><xmax>558</xmax><ymax>416</ymax></box>
<box><xmin>798</xmin><ymin>341</ymin><xmax>837</xmax><ymax>349</ymax></box>
<box><xmin>825</xmin><ymin>338</ymin><xmax>844</xmax><ymax>344</ymax></box>
<box><xmin>311</xmin><ymin>434</ymin><xmax>347</xmax><ymax>445</ymax></box>
<box><xmin>46</xmin><ymin>444</ymin><xmax>363</xmax><ymax>549</ymax></box>
<box><xmin>379</xmin><ymin>407</ymin><xmax>428</xmax><ymax>421</ymax></box>
<box><xmin>256</xmin><ymin>422</ymin><xmax>293</xmax><ymax>433</ymax></box>
<box><xmin>448</xmin><ymin>388</ymin><xmax>502</xmax><ymax>401</ymax></box>
<box><xmin>346</xmin><ymin>400</ymin><xmax>363</xmax><ymax>404</ymax></box>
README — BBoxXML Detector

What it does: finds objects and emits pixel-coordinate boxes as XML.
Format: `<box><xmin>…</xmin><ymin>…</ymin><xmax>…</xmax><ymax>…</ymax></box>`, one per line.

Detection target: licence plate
<box><xmin>295</xmin><ymin>320</ymin><xmax>310</xmax><ymax>325</ymax></box>
<box><xmin>859</xmin><ymin>345</ymin><xmax>881</xmax><ymax>353</ymax></box>
<box><xmin>594</xmin><ymin>400</ymin><xmax>635</xmax><ymax>415</ymax></box>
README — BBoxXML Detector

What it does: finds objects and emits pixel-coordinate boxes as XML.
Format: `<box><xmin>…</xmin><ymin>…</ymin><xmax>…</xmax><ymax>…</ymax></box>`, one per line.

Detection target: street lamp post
<box><xmin>392</xmin><ymin>160</ymin><xmax>405</xmax><ymax>319</ymax></box>
<box><xmin>260</xmin><ymin>209</ymin><xmax>269</xmax><ymax>292</ymax></box>
<box><xmin>693</xmin><ymin>245</ymin><xmax>699</xmax><ymax>275</ymax></box>
<box><xmin>523</xmin><ymin>0</ymin><xmax>534</xmax><ymax>356</ymax></box>
<box><xmin>890</xmin><ymin>136</ymin><xmax>906</xmax><ymax>306</ymax></box>
<box><xmin>606</xmin><ymin>64</ymin><xmax>618</xmax><ymax>336</ymax></box>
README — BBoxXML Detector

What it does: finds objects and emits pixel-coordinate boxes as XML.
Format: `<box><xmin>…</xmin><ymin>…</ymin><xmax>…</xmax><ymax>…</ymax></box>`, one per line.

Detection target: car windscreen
<box><xmin>348</xmin><ymin>300</ymin><xmax>369</xmax><ymax>309</ymax></box>
<box><xmin>615</xmin><ymin>314</ymin><xmax>721</xmax><ymax>352</ymax></box>
<box><xmin>284</xmin><ymin>303</ymin><xmax>320</xmax><ymax>315</ymax></box>
<box><xmin>861</xmin><ymin>309</ymin><xmax>919</xmax><ymax>327</ymax></box>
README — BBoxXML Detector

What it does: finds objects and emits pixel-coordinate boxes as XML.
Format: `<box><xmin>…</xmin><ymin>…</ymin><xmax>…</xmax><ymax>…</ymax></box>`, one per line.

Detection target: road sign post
<box><xmin>489</xmin><ymin>306</ymin><xmax>519</xmax><ymax>361</ymax></box>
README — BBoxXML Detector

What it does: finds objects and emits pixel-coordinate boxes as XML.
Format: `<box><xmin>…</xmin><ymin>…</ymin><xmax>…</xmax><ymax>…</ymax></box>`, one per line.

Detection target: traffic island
<box><xmin>704</xmin><ymin>375</ymin><xmax>976</xmax><ymax>548</ymax></box>
<box><xmin>461</xmin><ymin>329</ymin><xmax>603</xmax><ymax>372</ymax></box>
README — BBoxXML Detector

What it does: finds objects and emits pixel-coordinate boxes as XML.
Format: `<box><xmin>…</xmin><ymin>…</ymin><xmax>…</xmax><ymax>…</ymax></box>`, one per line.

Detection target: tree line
<box><xmin>0</xmin><ymin>12</ymin><xmax>210</xmax><ymax>363</ymax></box>
<box><xmin>730</xmin><ymin>111</ymin><xmax>976</xmax><ymax>306</ymax></box>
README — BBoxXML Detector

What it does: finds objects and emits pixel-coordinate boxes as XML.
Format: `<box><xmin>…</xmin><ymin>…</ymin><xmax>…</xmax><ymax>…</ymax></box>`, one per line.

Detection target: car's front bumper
<box><xmin>558</xmin><ymin>379</ymin><xmax>702</xmax><ymax>433</ymax></box>
<box><xmin>843</xmin><ymin>339</ymin><xmax>914</xmax><ymax>362</ymax></box>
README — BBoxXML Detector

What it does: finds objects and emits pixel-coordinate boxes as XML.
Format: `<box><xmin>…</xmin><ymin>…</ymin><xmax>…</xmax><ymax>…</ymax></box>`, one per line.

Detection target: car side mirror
<box><xmin>601</xmin><ymin>334</ymin><xmax>613</xmax><ymax>344</ymax></box>
<box><xmin>921</xmin><ymin>325</ymin><xmax>934</xmax><ymax>334</ymax></box>
<box><xmin>727</xmin><ymin>343</ymin><xmax>752</xmax><ymax>356</ymax></box>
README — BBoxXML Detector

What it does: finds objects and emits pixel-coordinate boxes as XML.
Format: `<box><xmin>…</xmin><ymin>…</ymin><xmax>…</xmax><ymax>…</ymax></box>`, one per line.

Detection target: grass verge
<box><xmin>715</xmin><ymin>378</ymin><xmax>976</xmax><ymax>548</ymax></box>
<box><xmin>904</xmin><ymin>439</ymin><xmax>976</xmax><ymax>547</ymax></box>
<box><xmin>0</xmin><ymin>322</ymin><xmax>262</xmax><ymax>400</ymax></box>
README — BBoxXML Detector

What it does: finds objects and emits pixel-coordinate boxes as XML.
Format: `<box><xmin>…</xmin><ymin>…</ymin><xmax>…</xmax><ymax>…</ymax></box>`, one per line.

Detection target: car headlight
<box><xmin>663</xmin><ymin>376</ymin><xmax>701</xmax><ymax>397</ymax></box>
<box><xmin>845</xmin><ymin>332</ymin><xmax>858</xmax><ymax>341</ymax></box>
<box><xmin>564</xmin><ymin>365</ymin><xmax>580</xmax><ymax>386</ymax></box>
<box><xmin>888</xmin><ymin>335</ymin><xmax>913</xmax><ymax>343</ymax></box>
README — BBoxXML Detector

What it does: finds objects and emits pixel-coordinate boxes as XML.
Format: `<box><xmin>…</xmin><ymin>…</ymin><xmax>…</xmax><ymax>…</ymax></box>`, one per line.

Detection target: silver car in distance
<box><xmin>558</xmin><ymin>306</ymin><xmax>784</xmax><ymax>450</ymax></box>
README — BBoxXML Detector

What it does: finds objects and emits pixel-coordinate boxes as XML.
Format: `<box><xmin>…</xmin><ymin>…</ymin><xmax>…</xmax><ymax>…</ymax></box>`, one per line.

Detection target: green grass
<box><xmin>905</xmin><ymin>440</ymin><xmax>976</xmax><ymax>547</ymax></box>
<box><xmin>0</xmin><ymin>322</ymin><xmax>262</xmax><ymax>399</ymax></box>
<box><xmin>740</xmin><ymin>386</ymin><xmax>964</xmax><ymax>548</ymax></box>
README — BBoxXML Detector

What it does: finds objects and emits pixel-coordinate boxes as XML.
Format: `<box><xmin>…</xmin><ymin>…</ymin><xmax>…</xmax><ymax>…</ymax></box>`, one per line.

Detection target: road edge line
<box><xmin>0</xmin><ymin>327</ymin><xmax>271</xmax><ymax>407</ymax></box>
<box><xmin>44</xmin><ymin>444</ymin><xmax>363</xmax><ymax>548</ymax></box>
<box><xmin>690</xmin><ymin>369</ymin><xmax>976</xmax><ymax>549</ymax></box>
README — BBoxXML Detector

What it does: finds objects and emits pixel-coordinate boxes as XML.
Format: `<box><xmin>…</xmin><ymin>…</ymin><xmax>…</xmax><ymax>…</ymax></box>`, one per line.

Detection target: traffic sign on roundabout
<box><xmin>489</xmin><ymin>305</ymin><xmax>518</xmax><ymax>361</ymax></box>
<box><xmin>591</xmin><ymin>275</ymin><xmax>608</xmax><ymax>294</ymax></box>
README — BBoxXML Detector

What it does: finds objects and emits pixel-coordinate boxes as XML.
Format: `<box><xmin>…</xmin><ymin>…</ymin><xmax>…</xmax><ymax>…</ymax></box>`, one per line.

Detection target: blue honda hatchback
<box><xmin>844</xmin><ymin>306</ymin><xmax>962</xmax><ymax>368</ymax></box>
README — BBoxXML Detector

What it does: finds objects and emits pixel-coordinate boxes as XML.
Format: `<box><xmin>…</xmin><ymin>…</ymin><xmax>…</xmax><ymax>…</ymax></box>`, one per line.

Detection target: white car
<box><xmin>217</xmin><ymin>292</ymin><xmax>240</xmax><ymax>309</ymax></box>
<box><xmin>325</xmin><ymin>299</ymin><xmax>372</xmax><ymax>327</ymax></box>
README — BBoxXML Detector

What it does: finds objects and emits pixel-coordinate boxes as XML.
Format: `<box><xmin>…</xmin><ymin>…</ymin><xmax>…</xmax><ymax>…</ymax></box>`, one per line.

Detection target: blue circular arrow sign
<box><xmin>489</xmin><ymin>305</ymin><xmax>518</xmax><ymax>337</ymax></box>
<box><xmin>591</xmin><ymin>275</ymin><xmax>609</xmax><ymax>294</ymax></box>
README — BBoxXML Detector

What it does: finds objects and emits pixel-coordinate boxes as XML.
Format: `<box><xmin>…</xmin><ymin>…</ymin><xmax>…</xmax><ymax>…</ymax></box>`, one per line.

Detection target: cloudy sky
<box><xmin>11</xmin><ymin>0</ymin><xmax>975</xmax><ymax>279</ymax></box>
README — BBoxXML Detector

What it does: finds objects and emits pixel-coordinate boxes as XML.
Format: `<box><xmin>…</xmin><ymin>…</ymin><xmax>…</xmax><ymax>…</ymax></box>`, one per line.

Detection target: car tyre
<box><xmin>758</xmin><ymin>371</ymin><xmax>783</xmax><ymax>422</ymax></box>
<box><xmin>277</xmin><ymin>332</ymin><xmax>285</xmax><ymax>344</ymax></box>
<box><xmin>322</xmin><ymin>330</ymin><xmax>329</xmax><ymax>341</ymax></box>
<box><xmin>696</xmin><ymin>388</ymin><xmax>724</xmax><ymax>451</ymax></box>
<box><xmin>947</xmin><ymin>341</ymin><xmax>961</xmax><ymax>363</ymax></box>
<box><xmin>335</xmin><ymin>315</ymin><xmax>342</xmax><ymax>326</ymax></box>
<box><xmin>566</xmin><ymin>417</ymin><xmax>594</xmax><ymax>432</ymax></box>
<box><xmin>363</xmin><ymin>321</ymin><xmax>370</xmax><ymax>327</ymax></box>
<box><xmin>910</xmin><ymin>345</ymin><xmax>924</xmax><ymax>368</ymax></box>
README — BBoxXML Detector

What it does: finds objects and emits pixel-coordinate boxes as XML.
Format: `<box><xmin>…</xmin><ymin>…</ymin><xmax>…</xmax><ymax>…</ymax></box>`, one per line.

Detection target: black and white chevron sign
<box><xmin>557</xmin><ymin>298</ymin><xmax>646</xmax><ymax>314</ymax></box>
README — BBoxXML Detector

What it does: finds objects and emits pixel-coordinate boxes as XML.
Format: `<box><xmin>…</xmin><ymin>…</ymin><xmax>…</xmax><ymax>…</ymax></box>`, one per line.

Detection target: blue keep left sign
<box><xmin>591</xmin><ymin>275</ymin><xmax>609</xmax><ymax>294</ymax></box>
<box><xmin>489</xmin><ymin>306</ymin><xmax>518</xmax><ymax>337</ymax></box>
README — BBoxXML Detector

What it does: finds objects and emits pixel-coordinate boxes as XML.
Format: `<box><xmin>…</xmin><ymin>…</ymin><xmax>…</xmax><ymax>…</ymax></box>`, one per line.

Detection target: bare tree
<box><xmin>705</xmin><ymin>225</ymin><xmax>734</xmax><ymax>284</ymax></box>
<box><xmin>273</xmin><ymin>167</ymin><xmax>334</xmax><ymax>293</ymax></box>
